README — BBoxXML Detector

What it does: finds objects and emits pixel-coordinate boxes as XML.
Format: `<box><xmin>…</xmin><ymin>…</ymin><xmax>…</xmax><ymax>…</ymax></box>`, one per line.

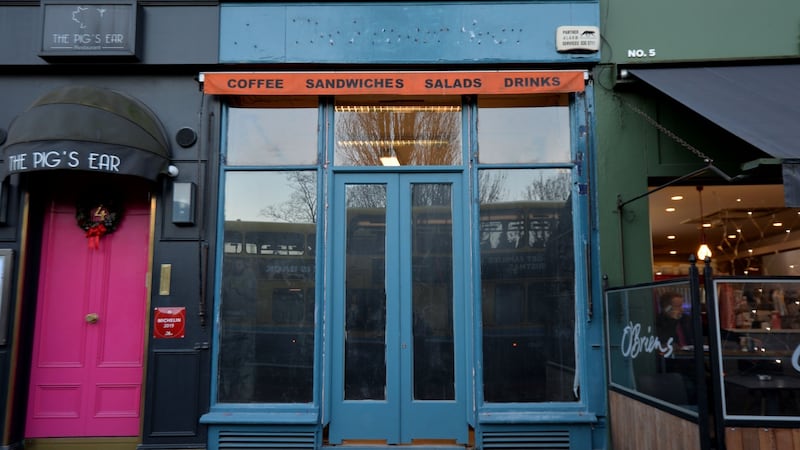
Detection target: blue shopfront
<box><xmin>199</xmin><ymin>2</ymin><xmax>604</xmax><ymax>449</ymax></box>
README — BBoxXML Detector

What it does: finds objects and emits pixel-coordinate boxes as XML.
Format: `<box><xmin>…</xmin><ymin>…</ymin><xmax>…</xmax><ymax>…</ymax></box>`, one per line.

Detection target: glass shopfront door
<box><xmin>329</xmin><ymin>172</ymin><xmax>467</xmax><ymax>444</ymax></box>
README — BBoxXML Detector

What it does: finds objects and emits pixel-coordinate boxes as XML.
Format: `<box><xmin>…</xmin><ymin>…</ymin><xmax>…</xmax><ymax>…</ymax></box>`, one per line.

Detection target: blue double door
<box><xmin>329</xmin><ymin>173</ymin><xmax>468</xmax><ymax>444</ymax></box>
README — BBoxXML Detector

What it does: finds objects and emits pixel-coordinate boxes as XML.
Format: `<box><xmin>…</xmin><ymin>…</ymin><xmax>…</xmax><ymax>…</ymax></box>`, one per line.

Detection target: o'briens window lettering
<box><xmin>620</xmin><ymin>321</ymin><xmax>674</xmax><ymax>359</ymax></box>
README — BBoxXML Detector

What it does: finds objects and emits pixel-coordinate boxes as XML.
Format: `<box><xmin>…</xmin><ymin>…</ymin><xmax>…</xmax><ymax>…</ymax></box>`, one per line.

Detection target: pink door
<box><xmin>25</xmin><ymin>192</ymin><xmax>150</xmax><ymax>438</ymax></box>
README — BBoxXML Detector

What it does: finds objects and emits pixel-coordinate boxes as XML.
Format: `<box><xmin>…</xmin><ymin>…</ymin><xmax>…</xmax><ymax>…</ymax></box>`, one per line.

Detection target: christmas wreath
<box><xmin>76</xmin><ymin>195</ymin><xmax>123</xmax><ymax>249</ymax></box>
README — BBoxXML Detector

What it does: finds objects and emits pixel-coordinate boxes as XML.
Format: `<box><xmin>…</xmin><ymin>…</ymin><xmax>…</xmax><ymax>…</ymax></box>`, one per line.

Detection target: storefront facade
<box><xmin>595</xmin><ymin>1</ymin><xmax>800</xmax><ymax>448</ymax></box>
<box><xmin>200</xmin><ymin>2</ymin><xmax>604</xmax><ymax>449</ymax></box>
<box><xmin>0</xmin><ymin>2</ymin><xmax>218</xmax><ymax>449</ymax></box>
<box><xmin>0</xmin><ymin>1</ymin><xmax>604</xmax><ymax>450</ymax></box>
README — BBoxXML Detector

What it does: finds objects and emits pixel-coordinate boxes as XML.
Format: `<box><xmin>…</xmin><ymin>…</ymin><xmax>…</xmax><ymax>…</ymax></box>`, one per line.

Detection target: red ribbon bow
<box><xmin>86</xmin><ymin>224</ymin><xmax>107</xmax><ymax>249</ymax></box>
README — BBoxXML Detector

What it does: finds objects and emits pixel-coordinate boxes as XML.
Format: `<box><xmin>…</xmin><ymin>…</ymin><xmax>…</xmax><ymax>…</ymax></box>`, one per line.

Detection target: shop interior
<box><xmin>650</xmin><ymin>183</ymin><xmax>800</xmax><ymax>278</ymax></box>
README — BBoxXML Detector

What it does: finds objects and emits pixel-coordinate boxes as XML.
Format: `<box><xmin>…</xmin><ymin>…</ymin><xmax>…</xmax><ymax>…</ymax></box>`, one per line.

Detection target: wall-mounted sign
<box><xmin>201</xmin><ymin>71</ymin><xmax>587</xmax><ymax>96</ymax></box>
<box><xmin>555</xmin><ymin>26</ymin><xmax>600</xmax><ymax>53</ymax></box>
<box><xmin>153</xmin><ymin>307</ymin><xmax>186</xmax><ymax>339</ymax></box>
<box><xmin>39</xmin><ymin>0</ymin><xmax>138</xmax><ymax>59</ymax></box>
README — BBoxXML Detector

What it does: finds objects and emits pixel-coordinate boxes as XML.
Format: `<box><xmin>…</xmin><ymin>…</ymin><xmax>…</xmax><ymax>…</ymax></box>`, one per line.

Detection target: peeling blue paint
<box><xmin>220</xmin><ymin>2</ymin><xmax>600</xmax><ymax>64</ymax></box>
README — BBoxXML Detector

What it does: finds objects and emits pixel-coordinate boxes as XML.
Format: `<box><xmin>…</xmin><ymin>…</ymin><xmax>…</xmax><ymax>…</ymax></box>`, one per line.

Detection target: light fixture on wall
<box><xmin>696</xmin><ymin>185</ymin><xmax>712</xmax><ymax>260</ymax></box>
<box><xmin>172</xmin><ymin>182</ymin><xmax>195</xmax><ymax>225</ymax></box>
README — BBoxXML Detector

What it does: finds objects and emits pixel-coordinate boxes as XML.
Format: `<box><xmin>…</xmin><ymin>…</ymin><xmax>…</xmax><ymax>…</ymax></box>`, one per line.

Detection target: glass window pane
<box><xmin>479</xmin><ymin>168</ymin><xmax>576</xmax><ymax>402</ymax></box>
<box><xmin>227</xmin><ymin>107</ymin><xmax>318</xmax><ymax>166</ymax></box>
<box><xmin>605</xmin><ymin>283</ymin><xmax>700</xmax><ymax>414</ymax></box>
<box><xmin>412</xmin><ymin>183</ymin><xmax>455</xmax><ymax>400</ymax></box>
<box><xmin>715</xmin><ymin>279</ymin><xmax>800</xmax><ymax>418</ymax></box>
<box><xmin>334</xmin><ymin>101</ymin><xmax>462</xmax><ymax>166</ymax></box>
<box><xmin>345</xmin><ymin>184</ymin><xmax>387</xmax><ymax>400</ymax></box>
<box><xmin>218</xmin><ymin>171</ymin><xmax>317</xmax><ymax>403</ymax></box>
<box><xmin>478</xmin><ymin>104</ymin><xmax>570</xmax><ymax>164</ymax></box>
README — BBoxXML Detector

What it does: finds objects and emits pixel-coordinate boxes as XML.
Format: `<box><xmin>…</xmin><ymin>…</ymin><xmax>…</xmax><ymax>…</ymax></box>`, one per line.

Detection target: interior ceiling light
<box><xmin>379</xmin><ymin>156</ymin><xmax>401</xmax><ymax>166</ymax></box>
<box><xmin>665</xmin><ymin>207</ymin><xmax>676</xmax><ymax>212</ymax></box>
<box><xmin>696</xmin><ymin>186</ymin><xmax>712</xmax><ymax>260</ymax></box>
<box><xmin>671</xmin><ymin>195</ymin><xmax>684</xmax><ymax>201</ymax></box>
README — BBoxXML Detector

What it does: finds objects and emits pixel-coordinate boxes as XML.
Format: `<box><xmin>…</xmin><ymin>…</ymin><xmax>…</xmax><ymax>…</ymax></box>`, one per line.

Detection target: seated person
<box><xmin>655</xmin><ymin>291</ymin><xmax>699</xmax><ymax>404</ymax></box>
<box><xmin>656</xmin><ymin>291</ymin><xmax>693</xmax><ymax>350</ymax></box>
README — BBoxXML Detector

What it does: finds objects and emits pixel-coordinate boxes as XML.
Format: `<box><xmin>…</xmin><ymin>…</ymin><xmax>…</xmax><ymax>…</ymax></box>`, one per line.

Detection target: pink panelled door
<box><xmin>25</xmin><ymin>194</ymin><xmax>150</xmax><ymax>437</ymax></box>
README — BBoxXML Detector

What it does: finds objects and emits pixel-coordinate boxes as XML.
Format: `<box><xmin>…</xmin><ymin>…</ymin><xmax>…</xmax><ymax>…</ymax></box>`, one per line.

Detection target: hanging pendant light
<box><xmin>696</xmin><ymin>185</ymin><xmax>712</xmax><ymax>260</ymax></box>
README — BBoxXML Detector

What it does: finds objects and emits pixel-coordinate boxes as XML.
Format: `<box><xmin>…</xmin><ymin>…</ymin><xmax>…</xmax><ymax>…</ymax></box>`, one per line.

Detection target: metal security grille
<box><xmin>481</xmin><ymin>430</ymin><xmax>571</xmax><ymax>449</ymax></box>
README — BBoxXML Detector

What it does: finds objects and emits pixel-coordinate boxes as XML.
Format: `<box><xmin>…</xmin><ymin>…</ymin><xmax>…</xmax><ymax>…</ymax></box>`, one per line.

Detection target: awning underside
<box><xmin>630</xmin><ymin>65</ymin><xmax>800</xmax><ymax>206</ymax></box>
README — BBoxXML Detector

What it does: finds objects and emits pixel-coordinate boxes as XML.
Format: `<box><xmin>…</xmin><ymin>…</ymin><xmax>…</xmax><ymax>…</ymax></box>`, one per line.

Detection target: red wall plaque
<box><xmin>153</xmin><ymin>307</ymin><xmax>186</xmax><ymax>339</ymax></box>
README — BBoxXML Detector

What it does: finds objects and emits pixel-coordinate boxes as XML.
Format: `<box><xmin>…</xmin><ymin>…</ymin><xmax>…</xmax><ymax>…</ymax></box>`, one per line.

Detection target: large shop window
<box><xmin>477</xmin><ymin>97</ymin><xmax>578</xmax><ymax>403</ymax></box>
<box><xmin>219</xmin><ymin>101</ymin><xmax>319</xmax><ymax>403</ymax></box>
<box><xmin>215</xmin><ymin>94</ymin><xmax>583</xmax><ymax>408</ymax></box>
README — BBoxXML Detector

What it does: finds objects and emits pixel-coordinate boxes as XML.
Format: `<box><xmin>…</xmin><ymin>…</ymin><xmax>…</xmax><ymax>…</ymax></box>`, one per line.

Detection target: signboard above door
<box><xmin>39</xmin><ymin>0</ymin><xmax>139</xmax><ymax>60</ymax></box>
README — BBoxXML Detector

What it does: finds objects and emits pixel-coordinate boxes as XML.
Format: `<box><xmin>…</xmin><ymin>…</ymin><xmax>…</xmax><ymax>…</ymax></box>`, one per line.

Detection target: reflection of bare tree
<box><xmin>260</xmin><ymin>172</ymin><xmax>317</xmax><ymax>223</ymax></box>
<box><xmin>336</xmin><ymin>108</ymin><xmax>461</xmax><ymax>166</ymax></box>
<box><xmin>524</xmin><ymin>170</ymin><xmax>571</xmax><ymax>202</ymax></box>
<box><xmin>346</xmin><ymin>184</ymin><xmax>387</xmax><ymax>209</ymax></box>
<box><xmin>413</xmin><ymin>184</ymin><xmax>451</xmax><ymax>207</ymax></box>
<box><xmin>479</xmin><ymin>171</ymin><xmax>507</xmax><ymax>204</ymax></box>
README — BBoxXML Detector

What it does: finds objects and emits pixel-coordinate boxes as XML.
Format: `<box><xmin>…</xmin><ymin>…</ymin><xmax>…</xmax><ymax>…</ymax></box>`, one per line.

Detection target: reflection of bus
<box><xmin>219</xmin><ymin>221</ymin><xmax>317</xmax><ymax>403</ymax></box>
<box><xmin>218</xmin><ymin>197</ymin><xmax>576</xmax><ymax>403</ymax></box>
<box><xmin>223</xmin><ymin>220</ymin><xmax>317</xmax><ymax>325</ymax></box>
<box><xmin>478</xmin><ymin>201</ymin><xmax>571</xmax><ymax>322</ymax></box>
<box><xmin>478</xmin><ymin>200</ymin><xmax>576</xmax><ymax>402</ymax></box>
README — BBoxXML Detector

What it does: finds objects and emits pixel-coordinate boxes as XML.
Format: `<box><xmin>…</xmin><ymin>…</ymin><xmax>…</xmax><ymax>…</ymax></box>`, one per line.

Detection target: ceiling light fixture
<box><xmin>696</xmin><ymin>186</ymin><xmax>712</xmax><ymax>260</ymax></box>
<box><xmin>379</xmin><ymin>156</ymin><xmax>401</xmax><ymax>166</ymax></box>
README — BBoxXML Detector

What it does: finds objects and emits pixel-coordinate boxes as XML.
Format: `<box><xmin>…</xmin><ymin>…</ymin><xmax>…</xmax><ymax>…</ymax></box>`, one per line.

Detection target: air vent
<box><xmin>218</xmin><ymin>430</ymin><xmax>316</xmax><ymax>450</ymax></box>
<box><xmin>481</xmin><ymin>430</ymin><xmax>570</xmax><ymax>449</ymax></box>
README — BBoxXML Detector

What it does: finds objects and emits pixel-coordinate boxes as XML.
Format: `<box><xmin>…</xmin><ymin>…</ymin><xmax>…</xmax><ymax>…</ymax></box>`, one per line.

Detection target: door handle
<box><xmin>85</xmin><ymin>313</ymin><xmax>99</xmax><ymax>324</ymax></box>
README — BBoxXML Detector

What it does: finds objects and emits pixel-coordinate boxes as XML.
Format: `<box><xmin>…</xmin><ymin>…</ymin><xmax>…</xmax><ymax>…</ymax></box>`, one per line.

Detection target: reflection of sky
<box><xmin>478</xmin><ymin>107</ymin><xmax>570</xmax><ymax>164</ymax></box>
<box><xmin>227</xmin><ymin>108</ymin><xmax>318</xmax><ymax>165</ymax></box>
<box><xmin>225</xmin><ymin>172</ymin><xmax>296</xmax><ymax>222</ymax></box>
<box><xmin>482</xmin><ymin>169</ymin><xmax>571</xmax><ymax>203</ymax></box>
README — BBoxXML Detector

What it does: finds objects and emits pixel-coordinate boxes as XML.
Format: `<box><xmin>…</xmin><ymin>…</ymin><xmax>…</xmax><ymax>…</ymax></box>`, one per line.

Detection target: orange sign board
<box><xmin>202</xmin><ymin>71</ymin><xmax>585</xmax><ymax>96</ymax></box>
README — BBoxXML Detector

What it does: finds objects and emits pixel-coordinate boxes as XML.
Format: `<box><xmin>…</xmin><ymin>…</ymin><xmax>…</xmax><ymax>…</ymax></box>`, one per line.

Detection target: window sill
<box><xmin>201</xmin><ymin>409</ymin><xmax>319</xmax><ymax>425</ymax></box>
<box><xmin>478</xmin><ymin>410</ymin><xmax>598</xmax><ymax>424</ymax></box>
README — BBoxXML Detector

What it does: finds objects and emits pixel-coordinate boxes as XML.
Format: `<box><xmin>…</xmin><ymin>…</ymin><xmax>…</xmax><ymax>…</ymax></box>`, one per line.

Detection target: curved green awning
<box><xmin>2</xmin><ymin>85</ymin><xmax>171</xmax><ymax>181</ymax></box>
